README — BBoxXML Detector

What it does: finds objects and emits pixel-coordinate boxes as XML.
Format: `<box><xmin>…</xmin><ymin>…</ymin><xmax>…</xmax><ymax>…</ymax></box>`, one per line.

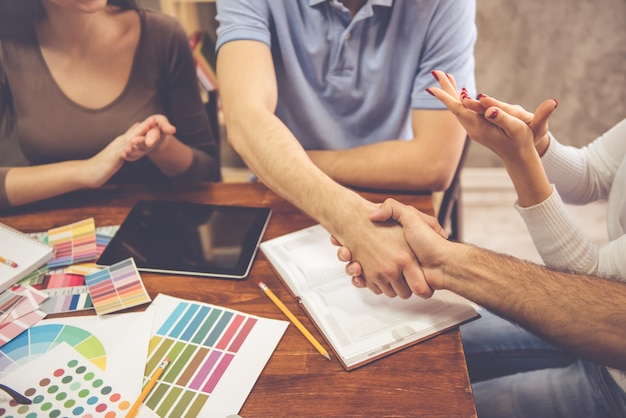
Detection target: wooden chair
<box><xmin>436</xmin><ymin>136</ymin><xmax>471</xmax><ymax>242</ymax></box>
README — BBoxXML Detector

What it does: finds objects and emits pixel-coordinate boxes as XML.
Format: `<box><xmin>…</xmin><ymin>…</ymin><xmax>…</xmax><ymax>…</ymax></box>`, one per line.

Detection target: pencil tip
<box><xmin>323</xmin><ymin>353</ymin><xmax>331</xmax><ymax>360</ymax></box>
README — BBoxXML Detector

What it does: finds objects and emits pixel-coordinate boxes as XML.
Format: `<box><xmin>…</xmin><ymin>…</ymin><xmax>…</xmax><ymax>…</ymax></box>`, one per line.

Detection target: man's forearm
<box><xmin>443</xmin><ymin>243</ymin><xmax>626</xmax><ymax>369</ymax></box>
<box><xmin>307</xmin><ymin>139</ymin><xmax>458</xmax><ymax>192</ymax></box>
<box><xmin>307</xmin><ymin>109</ymin><xmax>467</xmax><ymax>192</ymax></box>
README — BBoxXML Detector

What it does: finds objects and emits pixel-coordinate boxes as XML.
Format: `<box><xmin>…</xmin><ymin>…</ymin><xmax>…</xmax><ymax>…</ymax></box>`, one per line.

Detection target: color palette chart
<box><xmin>0</xmin><ymin>342</ymin><xmax>131</xmax><ymax>417</ymax></box>
<box><xmin>0</xmin><ymin>311</ymin><xmax>153</xmax><ymax>402</ymax></box>
<box><xmin>0</xmin><ymin>323</ymin><xmax>107</xmax><ymax>376</ymax></box>
<box><xmin>140</xmin><ymin>294</ymin><xmax>288</xmax><ymax>417</ymax></box>
<box><xmin>47</xmin><ymin>219</ymin><xmax>98</xmax><ymax>268</ymax></box>
<box><xmin>84</xmin><ymin>258</ymin><xmax>151</xmax><ymax>315</ymax></box>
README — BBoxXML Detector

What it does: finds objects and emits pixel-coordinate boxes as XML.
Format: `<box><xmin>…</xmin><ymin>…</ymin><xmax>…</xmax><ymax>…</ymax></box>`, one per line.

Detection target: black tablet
<box><xmin>97</xmin><ymin>200</ymin><xmax>272</xmax><ymax>279</ymax></box>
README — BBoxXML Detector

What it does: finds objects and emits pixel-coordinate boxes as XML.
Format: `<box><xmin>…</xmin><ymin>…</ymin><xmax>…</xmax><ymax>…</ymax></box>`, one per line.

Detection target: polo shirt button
<box><xmin>344</xmin><ymin>32</ymin><xmax>351</xmax><ymax>40</ymax></box>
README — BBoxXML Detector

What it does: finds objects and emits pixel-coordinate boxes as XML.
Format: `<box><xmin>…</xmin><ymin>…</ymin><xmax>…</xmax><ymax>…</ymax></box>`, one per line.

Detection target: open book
<box><xmin>260</xmin><ymin>224</ymin><xmax>479</xmax><ymax>370</ymax></box>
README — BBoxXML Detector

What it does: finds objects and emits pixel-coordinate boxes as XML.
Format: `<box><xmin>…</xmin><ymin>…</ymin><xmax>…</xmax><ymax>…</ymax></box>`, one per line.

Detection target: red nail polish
<box><xmin>431</xmin><ymin>71</ymin><xmax>439</xmax><ymax>81</ymax></box>
<box><xmin>425</xmin><ymin>88</ymin><xmax>435</xmax><ymax>96</ymax></box>
<box><xmin>489</xmin><ymin>109</ymin><xmax>498</xmax><ymax>119</ymax></box>
<box><xmin>478</xmin><ymin>93</ymin><xmax>487</xmax><ymax>99</ymax></box>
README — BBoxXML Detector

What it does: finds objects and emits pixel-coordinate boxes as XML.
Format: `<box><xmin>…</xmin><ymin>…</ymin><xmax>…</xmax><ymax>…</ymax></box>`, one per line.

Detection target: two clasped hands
<box><xmin>334</xmin><ymin>69</ymin><xmax>559</xmax><ymax>299</ymax></box>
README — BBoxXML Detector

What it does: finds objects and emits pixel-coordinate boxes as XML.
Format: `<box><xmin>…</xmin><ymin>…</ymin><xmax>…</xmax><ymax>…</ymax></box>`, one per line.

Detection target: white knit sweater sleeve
<box><xmin>514</xmin><ymin>119</ymin><xmax>626</xmax><ymax>280</ymax></box>
<box><xmin>540</xmin><ymin>119</ymin><xmax>626</xmax><ymax>204</ymax></box>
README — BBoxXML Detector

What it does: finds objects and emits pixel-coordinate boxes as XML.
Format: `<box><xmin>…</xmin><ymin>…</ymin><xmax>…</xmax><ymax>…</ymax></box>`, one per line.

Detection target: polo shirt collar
<box><xmin>308</xmin><ymin>0</ymin><xmax>394</xmax><ymax>7</ymax></box>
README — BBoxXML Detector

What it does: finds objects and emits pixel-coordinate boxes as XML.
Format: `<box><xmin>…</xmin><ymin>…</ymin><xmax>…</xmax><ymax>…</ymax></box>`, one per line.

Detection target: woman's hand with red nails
<box><xmin>426</xmin><ymin>70</ymin><xmax>558</xmax><ymax>164</ymax></box>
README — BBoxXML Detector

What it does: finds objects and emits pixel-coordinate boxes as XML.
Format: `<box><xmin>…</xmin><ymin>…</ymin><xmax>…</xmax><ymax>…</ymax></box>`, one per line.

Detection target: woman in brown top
<box><xmin>0</xmin><ymin>0</ymin><xmax>221</xmax><ymax>209</ymax></box>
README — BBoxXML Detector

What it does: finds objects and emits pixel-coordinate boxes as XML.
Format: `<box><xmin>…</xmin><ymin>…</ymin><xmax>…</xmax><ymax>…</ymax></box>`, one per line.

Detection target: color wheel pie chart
<box><xmin>0</xmin><ymin>324</ymin><xmax>106</xmax><ymax>376</ymax></box>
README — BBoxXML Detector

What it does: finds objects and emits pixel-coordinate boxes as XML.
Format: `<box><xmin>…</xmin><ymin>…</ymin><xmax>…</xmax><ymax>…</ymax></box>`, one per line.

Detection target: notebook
<box><xmin>0</xmin><ymin>223</ymin><xmax>54</xmax><ymax>293</ymax></box>
<box><xmin>97</xmin><ymin>200</ymin><xmax>272</xmax><ymax>279</ymax></box>
<box><xmin>260</xmin><ymin>224</ymin><xmax>480</xmax><ymax>370</ymax></box>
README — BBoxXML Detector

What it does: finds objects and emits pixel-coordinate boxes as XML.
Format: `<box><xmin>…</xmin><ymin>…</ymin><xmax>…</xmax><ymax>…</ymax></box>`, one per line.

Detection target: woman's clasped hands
<box><xmin>89</xmin><ymin>114</ymin><xmax>176</xmax><ymax>188</ymax></box>
<box><xmin>426</xmin><ymin>69</ymin><xmax>559</xmax><ymax>162</ymax></box>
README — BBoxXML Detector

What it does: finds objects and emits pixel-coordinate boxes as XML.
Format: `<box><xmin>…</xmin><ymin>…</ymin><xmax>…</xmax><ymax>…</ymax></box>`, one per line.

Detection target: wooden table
<box><xmin>0</xmin><ymin>182</ymin><xmax>476</xmax><ymax>417</ymax></box>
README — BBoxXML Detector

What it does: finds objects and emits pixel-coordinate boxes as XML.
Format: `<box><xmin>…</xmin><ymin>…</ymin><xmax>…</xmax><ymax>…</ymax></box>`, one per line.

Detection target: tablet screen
<box><xmin>97</xmin><ymin>200</ymin><xmax>272</xmax><ymax>279</ymax></box>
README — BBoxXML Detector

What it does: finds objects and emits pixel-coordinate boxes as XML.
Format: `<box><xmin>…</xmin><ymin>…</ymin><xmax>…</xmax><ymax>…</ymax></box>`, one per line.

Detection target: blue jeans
<box><xmin>461</xmin><ymin>310</ymin><xmax>626</xmax><ymax>418</ymax></box>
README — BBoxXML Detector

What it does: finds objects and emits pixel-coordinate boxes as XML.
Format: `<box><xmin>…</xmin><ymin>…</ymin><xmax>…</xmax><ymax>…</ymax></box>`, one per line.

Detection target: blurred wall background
<box><xmin>468</xmin><ymin>0</ymin><xmax>626</xmax><ymax>166</ymax></box>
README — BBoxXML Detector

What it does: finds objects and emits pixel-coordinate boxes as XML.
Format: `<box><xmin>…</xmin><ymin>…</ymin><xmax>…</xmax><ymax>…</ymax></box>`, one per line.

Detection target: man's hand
<box><xmin>333</xmin><ymin>200</ymin><xmax>450</xmax><ymax>298</ymax></box>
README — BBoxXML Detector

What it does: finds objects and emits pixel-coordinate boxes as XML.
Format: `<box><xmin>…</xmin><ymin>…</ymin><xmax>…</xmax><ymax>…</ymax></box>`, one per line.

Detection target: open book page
<box><xmin>261</xmin><ymin>224</ymin><xmax>478</xmax><ymax>369</ymax></box>
<box><xmin>260</xmin><ymin>224</ymin><xmax>339</xmax><ymax>295</ymax></box>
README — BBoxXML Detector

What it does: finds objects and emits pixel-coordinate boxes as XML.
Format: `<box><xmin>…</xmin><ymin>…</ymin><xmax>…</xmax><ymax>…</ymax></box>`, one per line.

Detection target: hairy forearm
<box><xmin>442</xmin><ymin>243</ymin><xmax>626</xmax><ymax>369</ymax></box>
<box><xmin>226</xmin><ymin>103</ymin><xmax>373</xmax><ymax>237</ymax></box>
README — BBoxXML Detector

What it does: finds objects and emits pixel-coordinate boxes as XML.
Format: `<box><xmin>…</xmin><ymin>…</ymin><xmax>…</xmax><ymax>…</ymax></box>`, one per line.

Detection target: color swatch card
<box><xmin>39</xmin><ymin>286</ymin><xmax>93</xmax><ymax>315</ymax></box>
<box><xmin>95</xmin><ymin>225</ymin><xmax>119</xmax><ymax>259</ymax></box>
<box><xmin>0</xmin><ymin>286</ymin><xmax>48</xmax><ymax>347</ymax></box>
<box><xmin>84</xmin><ymin>258</ymin><xmax>151</xmax><ymax>315</ymax></box>
<box><xmin>0</xmin><ymin>342</ymin><xmax>134</xmax><ymax>417</ymax></box>
<box><xmin>47</xmin><ymin>219</ymin><xmax>97</xmax><ymax>268</ymax></box>
<box><xmin>17</xmin><ymin>268</ymin><xmax>94</xmax><ymax>315</ymax></box>
<box><xmin>29</xmin><ymin>225</ymin><xmax>118</xmax><ymax>259</ymax></box>
<box><xmin>139</xmin><ymin>294</ymin><xmax>288</xmax><ymax>418</ymax></box>
<box><xmin>0</xmin><ymin>285</ymin><xmax>47</xmax><ymax>325</ymax></box>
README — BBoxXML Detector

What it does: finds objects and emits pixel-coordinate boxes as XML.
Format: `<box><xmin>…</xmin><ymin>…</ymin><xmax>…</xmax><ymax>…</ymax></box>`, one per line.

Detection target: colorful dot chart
<box><xmin>0</xmin><ymin>311</ymin><xmax>153</xmax><ymax>403</ymax></box>
<box><xmin>84</xmin><ymin>258</ymin><xmax>151</xmax><ymax>315</ymax></box>
<box><xmin>141</xmin><ymin>294</ymin><xmax>288</xmax><ymax>418</ymax></box>
<box><xmin>0</xmin><ymin>342</ymin><xmax>131</xmax><ymax>417</ymax></box>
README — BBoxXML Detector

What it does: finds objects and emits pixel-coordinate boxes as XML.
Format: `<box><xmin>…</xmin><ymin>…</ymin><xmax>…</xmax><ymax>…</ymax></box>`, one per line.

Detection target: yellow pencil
<box><xmin>126</xmin><ymin>357</ymin><xmax>170</xmax><ymax>418</ymax></box>
<box><xmin>258</xmin><ymin>281</ymin><xmax>330</xmax><ymax>360</ymax></box>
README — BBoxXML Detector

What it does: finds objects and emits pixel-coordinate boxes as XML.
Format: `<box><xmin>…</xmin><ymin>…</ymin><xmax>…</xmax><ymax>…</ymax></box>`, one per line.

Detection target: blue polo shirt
<box><xmin>216</xmin><ymin>0</ymin><xmax>476</xmax><ymax>150</ymax></box>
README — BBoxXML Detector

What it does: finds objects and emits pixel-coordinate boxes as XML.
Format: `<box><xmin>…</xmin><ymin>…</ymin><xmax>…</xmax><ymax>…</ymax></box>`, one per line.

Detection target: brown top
<box><xmin>0</xmin><ymin>8</ymin><xmax>220</xmax><ymax>208</ymax></box>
